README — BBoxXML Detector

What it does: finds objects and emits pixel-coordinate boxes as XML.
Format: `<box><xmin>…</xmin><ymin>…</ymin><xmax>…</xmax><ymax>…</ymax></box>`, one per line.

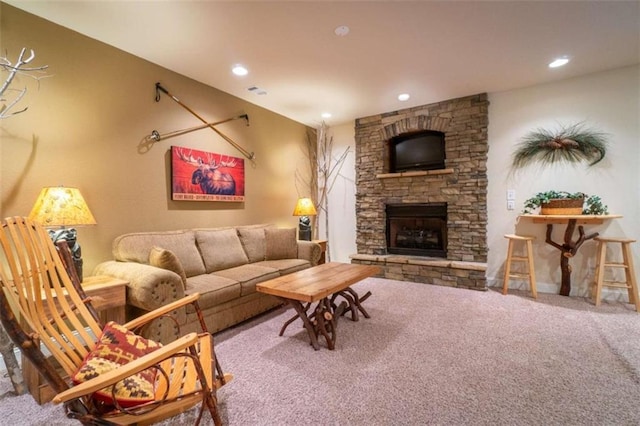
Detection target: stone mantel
<box><xmin>376</xmin><ymin>168</ymin><xmax>455</xmax><ymax>179</ymax></box>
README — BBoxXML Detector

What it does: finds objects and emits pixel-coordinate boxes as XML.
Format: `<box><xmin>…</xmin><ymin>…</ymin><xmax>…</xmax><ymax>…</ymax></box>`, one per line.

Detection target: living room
<box><xmin>1</xmin><ymin>2</ymin><xmax>640</xmax><ymax>424</ymax></box>
<box><xmin>2</xmin><ymin>2</ymin><xmax>638</xmax><ymax>300</ymax></box>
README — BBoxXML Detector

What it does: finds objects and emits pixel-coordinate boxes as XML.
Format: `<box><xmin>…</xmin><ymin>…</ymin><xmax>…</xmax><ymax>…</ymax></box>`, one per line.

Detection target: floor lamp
<box><xmin>28</xmin><ymin>186</ymin><xmax>97</xmax><ymax>282</ymax></box>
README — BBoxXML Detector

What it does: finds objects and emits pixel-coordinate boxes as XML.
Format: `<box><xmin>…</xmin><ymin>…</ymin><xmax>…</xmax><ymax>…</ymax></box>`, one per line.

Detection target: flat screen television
<box><xmin>389</xmin><ymin>130</ymin><xmax>445</xmax><ymax>172</ymax></box>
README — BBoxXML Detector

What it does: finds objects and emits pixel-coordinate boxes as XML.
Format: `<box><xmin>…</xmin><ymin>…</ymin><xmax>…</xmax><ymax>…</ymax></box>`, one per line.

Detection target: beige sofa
<box><xmin>93</xmin><ymin>225</ymin><xmax>321</xmax><ymax>343</ymax></box>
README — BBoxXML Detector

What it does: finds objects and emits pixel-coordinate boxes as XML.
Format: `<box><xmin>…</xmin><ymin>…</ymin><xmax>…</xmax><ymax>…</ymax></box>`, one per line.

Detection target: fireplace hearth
<box><xmin>386</xmin><ymin>203</ymin><xmax>447</xmax><ymax>258</ymax></box>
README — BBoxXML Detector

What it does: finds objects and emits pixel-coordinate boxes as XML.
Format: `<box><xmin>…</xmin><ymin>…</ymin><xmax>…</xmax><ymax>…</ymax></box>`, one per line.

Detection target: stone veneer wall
<box><xmin>351</xmin><ymin>93</ymin><xmax>489</xmax><ymax>290</ymax></box>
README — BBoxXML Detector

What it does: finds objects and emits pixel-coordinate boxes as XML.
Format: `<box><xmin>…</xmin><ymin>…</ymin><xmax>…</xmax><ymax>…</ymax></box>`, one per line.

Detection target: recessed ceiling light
<box><xmin>232</xmin><ymin>64</ymin><xmax>248</xmax><ymax>76</ymax></box>
<box><xmin>548</xmin><ymin>57</ymin><xmax>570</xmax><ymax>68</ymax></box>
<box><xmin>334</xmin><ymin>25</ymin><xmax>350</xmax><ymax>37</ymax></box>
<box><xmin>398</xmin><ymin>93</ymin><xmax>410</xmax><ymax>101</ymax></box>
<box><xmin>321</xmin><ymin>112</ymin><xmax>332</xmax><ymax>119</ymax></box>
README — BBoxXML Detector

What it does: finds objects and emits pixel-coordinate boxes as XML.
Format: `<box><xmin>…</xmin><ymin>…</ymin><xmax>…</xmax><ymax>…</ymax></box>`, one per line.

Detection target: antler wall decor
<box><xmin>153</xmin><ymin>83</ymin><xmax>255</xmax><ymax>160</ymax></box>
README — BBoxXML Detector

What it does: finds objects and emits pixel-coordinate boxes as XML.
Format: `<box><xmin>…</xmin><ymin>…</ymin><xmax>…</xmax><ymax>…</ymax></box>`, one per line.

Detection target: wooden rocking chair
<box><xmin>0</xmin><ymin>216</ymin><xmax>232</xmax><ymax>425</ymax></box>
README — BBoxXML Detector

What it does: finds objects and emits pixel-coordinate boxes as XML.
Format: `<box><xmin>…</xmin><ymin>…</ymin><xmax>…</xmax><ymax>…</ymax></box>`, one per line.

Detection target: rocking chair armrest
<box><xmin>52</xmin><ymin>332</ymin><xmax>200</xmax><ymax>404</ymax></box>
<box><xmin>122</xmin><ymin>293</ymin><xmax>201</xmax><ymax>330</ymax></box>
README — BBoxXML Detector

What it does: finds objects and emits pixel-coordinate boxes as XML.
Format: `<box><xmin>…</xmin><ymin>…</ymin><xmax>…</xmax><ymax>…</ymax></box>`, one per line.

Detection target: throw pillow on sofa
<box><xmin>112</xmin><ymin>230</ymin><xmax>206</xmax><ymax>277</ymax></box>
<box><xmin>265</xmin><ymin>228</ymin><xmax>298</xmax><ymax>260</ymax></box>
<box><xmin>238</xmin><ymin>227</ymin><xmax>268</xmax><ymax>262</ymax></box>
<box><xmin>149</xmin><ymin>246</ymin><xmax>188</xmax><ymax>290</ymax></box>
<box><xmin>196</xmin><ymin>228</ymin><xmax>249</xmax><ymax>273</ymax></box>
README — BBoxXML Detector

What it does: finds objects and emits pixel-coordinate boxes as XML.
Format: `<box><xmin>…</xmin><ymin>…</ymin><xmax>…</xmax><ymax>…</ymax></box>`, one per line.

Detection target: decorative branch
<box><xmin>512</xmin><ymin>122</ymin><xmax>608</xmax><ymax>168</ymax></box>
<box><xmin>0</xmin><ymin>48</ymin><xmax>49</xmax><ymax>119</ymax></box>
<box><xmin>0</xmin><ymin>47</ymin><xmax>48</xmax><ymax>396</ymax></box>
<box><xmin>295</xmin><ymin>127</ymin><xmax>319</xmax><ymax>223</ymax></box>
<box><xmin>295</xmin><ymin>122</ymin><xmax>350</xmax><ymax>256</ymax></box>
<box><xmin>315</xmin><ymin>122</ymin><xmax>350</xmax><ymax>259</ymax></box>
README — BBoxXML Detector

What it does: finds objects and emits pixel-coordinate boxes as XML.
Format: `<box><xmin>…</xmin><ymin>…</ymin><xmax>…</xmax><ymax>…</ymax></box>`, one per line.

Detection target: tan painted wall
<box><xmin>0</xmin><ymin>4</ymin><xmax>313</xmax><ymax>274</ymax></box>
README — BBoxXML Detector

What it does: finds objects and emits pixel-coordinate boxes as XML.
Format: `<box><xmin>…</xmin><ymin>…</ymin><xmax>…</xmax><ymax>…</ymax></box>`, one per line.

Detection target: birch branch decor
<box><xmin>295</xmin><ymin>122</ymin><xmax>350</xmax><ymax>259</ymax></box>
<box><xmin>0</xmin><ymin>47</ymin><xmax>48</xmax><ymax>396</ymax></box>
<box><xmin>0</xmin><ymin>47</ymin><xmax>49</xmax><ymax>119</ymax></box>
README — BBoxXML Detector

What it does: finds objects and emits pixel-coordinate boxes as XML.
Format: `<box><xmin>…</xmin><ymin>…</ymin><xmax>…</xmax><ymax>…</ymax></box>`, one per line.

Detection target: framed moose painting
<box><xmin>171</xmin><ymin>146</ymin><xmax>245</xmax><ymax>202</ymax></box>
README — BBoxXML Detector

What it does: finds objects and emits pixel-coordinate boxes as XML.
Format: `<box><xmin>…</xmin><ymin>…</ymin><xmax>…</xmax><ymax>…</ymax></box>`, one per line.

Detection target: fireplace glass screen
<box><xmin>386</xmin><ymin>203</ymin><xmax>447</xmax><ymax>258</ymax></box>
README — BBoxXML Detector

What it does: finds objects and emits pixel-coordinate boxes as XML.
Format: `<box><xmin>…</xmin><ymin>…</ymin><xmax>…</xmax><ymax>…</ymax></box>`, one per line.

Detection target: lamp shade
<box><xmin>28</xmin><ymin>186</ymin><xmax>97</xmax><ymax>227</ymax></box>
<box><xmin>292</xmin><ymin>197</ymin><xmax>317</xmax><ymax>216</ymax></box>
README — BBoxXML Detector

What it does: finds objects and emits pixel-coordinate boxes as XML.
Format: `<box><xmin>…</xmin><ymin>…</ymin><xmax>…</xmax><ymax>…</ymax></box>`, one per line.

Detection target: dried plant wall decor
<box><xmin>512</xmin><ymin>122</ymin><xmax>609</xmax><ymax>168</ymax></box>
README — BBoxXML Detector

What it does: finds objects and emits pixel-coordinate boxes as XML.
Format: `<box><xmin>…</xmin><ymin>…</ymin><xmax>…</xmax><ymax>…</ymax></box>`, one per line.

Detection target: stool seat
<box><xmin>594</xmin><ymin>237</ymin><xmax>636</xmax><ymax>244</ymax></box>
<box><xmin>503</xmin><ymin>234</ymin><xmax>537</xmax><ymax>298</ymax></box>
<box><xmin>592</xmin><ymin>237</ymin><xmax>639</xmax><ymax>312</ymax></box>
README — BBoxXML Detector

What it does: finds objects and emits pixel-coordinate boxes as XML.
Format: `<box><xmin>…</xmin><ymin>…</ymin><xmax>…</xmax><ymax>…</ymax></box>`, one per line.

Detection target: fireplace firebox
<box><xmin>385</xmin><ymin>203</ymin><xmax>447</xmax><ymax>258</ymax></box>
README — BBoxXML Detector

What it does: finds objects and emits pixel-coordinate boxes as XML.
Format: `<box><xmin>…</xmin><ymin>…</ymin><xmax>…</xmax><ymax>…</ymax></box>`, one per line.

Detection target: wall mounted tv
<box><xmin>389</xmin><ymin>130</ymin><xmax>446</xmax><ymax>173</ymax></box>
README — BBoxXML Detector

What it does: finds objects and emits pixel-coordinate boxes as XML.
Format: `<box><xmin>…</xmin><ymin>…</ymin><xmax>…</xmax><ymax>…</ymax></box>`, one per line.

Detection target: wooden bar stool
<box><xmin>592</xmin><ymin>237</ymin><xmax>639</xmax><ymax>312</ymax></box>
<box><xmin>503</xmin><ymin>234</ymin><xmax>537</xmax><ymax>298</ymax></box>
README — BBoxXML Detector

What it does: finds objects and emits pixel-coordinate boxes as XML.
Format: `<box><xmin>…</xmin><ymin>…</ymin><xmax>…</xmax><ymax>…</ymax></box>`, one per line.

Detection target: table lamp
<box><xmin>28</xmin><ymin>186</ymin><xmax>97</xmax><ymax>282</ymax></box>
<box><xmin>292</xmin><ymin>197</ymin><xmax>317</xmax><ymax>241</ymax></box>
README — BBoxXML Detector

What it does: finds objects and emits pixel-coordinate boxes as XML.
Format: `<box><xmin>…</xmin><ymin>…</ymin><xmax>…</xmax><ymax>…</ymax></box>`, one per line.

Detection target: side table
<box><xmin>314</xmin><ymin>239</ymin><xmax>328</xmax><ymax>265</ymax></box>
<box><xmin>22</xmin><ymin>275</ymin><xmax>128</xmax><ymax>404</ymax></box>
<box><xmin>80</xmin><ymin>275</ymin><xmax>128</xmax><ymax>324</ymax></box>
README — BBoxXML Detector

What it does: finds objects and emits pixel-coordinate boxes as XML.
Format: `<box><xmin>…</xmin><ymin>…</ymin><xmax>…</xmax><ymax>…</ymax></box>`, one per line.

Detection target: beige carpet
<box><xmin>1</xmin><ymin>277</ymin><xmax>639</xmax><ymax>425</ymax></box>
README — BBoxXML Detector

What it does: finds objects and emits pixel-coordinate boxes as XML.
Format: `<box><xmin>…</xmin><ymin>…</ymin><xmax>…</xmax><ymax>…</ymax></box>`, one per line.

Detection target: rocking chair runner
<box><xmin>0</xmin><ymin>216</ymin><xmax>232</xmax><ymax>425</ymax></box>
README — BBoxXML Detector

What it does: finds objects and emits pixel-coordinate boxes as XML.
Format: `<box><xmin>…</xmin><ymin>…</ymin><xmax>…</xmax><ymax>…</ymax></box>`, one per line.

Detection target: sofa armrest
<box><xmin>92</xmin><ymin>261</ymin><xmax>185</xmax><ymax>313</ymax></box>
<box><xmin>296</xmin><ymin>240</ymin><xmax>322</xmax><ymax>266</ymax></box>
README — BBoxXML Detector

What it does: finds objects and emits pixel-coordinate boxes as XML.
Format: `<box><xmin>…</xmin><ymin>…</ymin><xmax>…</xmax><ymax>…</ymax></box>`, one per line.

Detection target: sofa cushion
<box><xmin>212</xmin><ymin>264</ymin><xmax>280</xmax><ymax>296</ymax></box>
<box><xmin>238</xmin><ymin>228</ymin><xmax>267</xmax><ymax>263</ymax></box>
<box><xmin>265</xmin><ymin>228</ymin><xmax>298</xmax><ymax>260</ymax></box>
<box><xmin>195</xmin><ymin>229</ymin><xmax>249</xmax><ymax>273</ymax></box>
<box><xmin>149</xmin><ymin>246</ymin><xmax>188</xmax><ymax>290</ymax></box>
<box><xmin>256</xmin><ymin>259</ymin><xmax>311</xmax><ymax>275</ymax></box>
<box><xmin>185</xmin><ymin>274</ymin><xmax>241</xmax><ymax>312</ymax></box>
<box><xmin>113</xmin><ymin>230</ymin><xmax>206</xmax><ymax>277</ymax></box>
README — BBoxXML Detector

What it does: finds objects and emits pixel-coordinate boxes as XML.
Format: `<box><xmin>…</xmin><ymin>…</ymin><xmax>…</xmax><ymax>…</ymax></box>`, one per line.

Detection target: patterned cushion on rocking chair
<box><xmin>72</xmin><ymin>321</ymin><xmax>162</xmax><ymax>409</ymax></box>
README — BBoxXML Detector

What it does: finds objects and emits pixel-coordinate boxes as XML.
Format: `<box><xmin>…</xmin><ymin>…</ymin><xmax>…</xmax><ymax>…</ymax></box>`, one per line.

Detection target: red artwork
<box><xmin>171</xmin><ymin>146</ymin><xmax>245</xmax><ymax>202</ymax></box>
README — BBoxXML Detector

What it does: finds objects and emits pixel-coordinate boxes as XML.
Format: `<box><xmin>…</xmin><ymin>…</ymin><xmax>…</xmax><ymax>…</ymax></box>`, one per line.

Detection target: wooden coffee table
<box><xmin>256</xmin><ymin>262</ymin><xmax>380</xmax><ymax>350</ymax></box>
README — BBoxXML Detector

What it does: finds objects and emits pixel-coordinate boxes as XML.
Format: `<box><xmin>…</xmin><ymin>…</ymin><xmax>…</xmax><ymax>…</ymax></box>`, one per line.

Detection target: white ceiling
<box><xmin>6</xmin><ymin>1</ymin><xmax>640</xmax><ymax>127</ymax></box>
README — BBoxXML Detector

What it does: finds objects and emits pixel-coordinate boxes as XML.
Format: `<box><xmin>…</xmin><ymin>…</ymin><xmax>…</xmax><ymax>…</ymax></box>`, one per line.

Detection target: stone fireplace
<box><xmin>350</xmin><ymin>93</ymin><xmax>489</xmax><ymax>290</ymax></box>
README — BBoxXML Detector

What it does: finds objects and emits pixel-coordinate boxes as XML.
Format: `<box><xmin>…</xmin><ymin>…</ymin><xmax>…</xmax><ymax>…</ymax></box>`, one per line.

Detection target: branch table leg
<box><xmin>279</xmin><ymin>302</ymin><xmax>310</xmax><ymax>336</ymax></box>
<box><xmin>282</xmin><ymin>299</ymin><xmax>320</xmax><ymax>350</ymax></box>
<box><xmin>545</xmin><ymin>220</ymin><xmax>599</xmax><ymax>296</ymax></box>
<box><xmin>313</xmin><ymin>298</ymin><xmax>336</xmax><ymax>350</ymax></box>
<box><xmin>332</xmin><ymin>290</ymin><xmax>358</xmax><ymax>321</ymax></box>
<box><xmin>346</xmin><ymin>288</ymin><xmax>371</xmax><ymax>319</ymax></box>
<box><xmin>332</xmin><ymin>287</ymin><xmax>371</xmax><ymax>321</ymax></box>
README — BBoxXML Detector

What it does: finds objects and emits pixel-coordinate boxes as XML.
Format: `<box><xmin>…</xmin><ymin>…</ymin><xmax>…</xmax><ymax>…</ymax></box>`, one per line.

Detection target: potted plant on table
<box><xmin>522</xmin><ymin>190</ymin><xmax>608</xmax><ymax>215</ymax></box>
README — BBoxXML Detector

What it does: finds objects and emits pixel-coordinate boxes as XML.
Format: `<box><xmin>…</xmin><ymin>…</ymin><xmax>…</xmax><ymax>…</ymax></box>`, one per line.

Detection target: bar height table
<box><xmin>518</xmin><ymin>214</ymin><xmax>622</xmax><ymax>296</ymax></box>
